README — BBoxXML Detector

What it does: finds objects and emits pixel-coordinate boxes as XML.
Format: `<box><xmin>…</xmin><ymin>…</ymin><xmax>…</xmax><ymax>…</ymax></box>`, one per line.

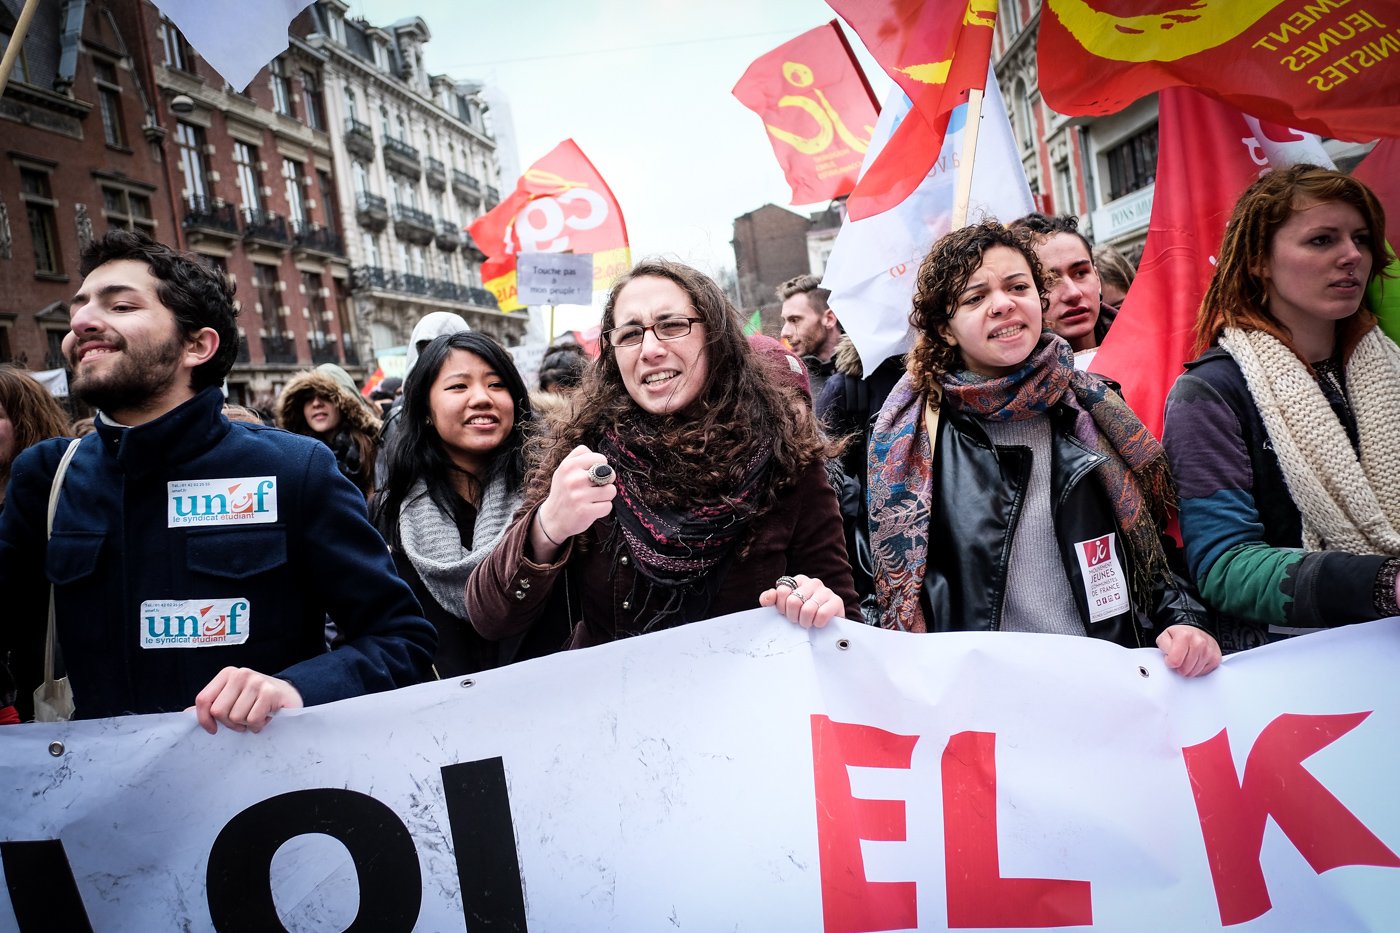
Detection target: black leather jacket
<box><xmin>921</xmin><ymin>399</ymin><xmax>1210</xmax><ymax>648</ymax></box>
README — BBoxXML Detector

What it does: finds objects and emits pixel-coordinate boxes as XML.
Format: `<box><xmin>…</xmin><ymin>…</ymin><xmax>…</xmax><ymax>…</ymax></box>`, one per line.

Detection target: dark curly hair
<box><xmin>1194</xmin><ymin>163</ymin><xmax>1393</xmax><ymax>355</ymax></box>
<box><xmin>524</xmin><ymin>259</ymin><xmax>836</xmax><ymax>514</ymax></box>
<box><xmin>906</xmin><ymin>220</ymin><xmax>1049</xmax><ymax>396</ymax></box>
<box><xmin>78</xmin><ymin>229</ymin><xmax>240</xmax><ymax>391</ymax></box>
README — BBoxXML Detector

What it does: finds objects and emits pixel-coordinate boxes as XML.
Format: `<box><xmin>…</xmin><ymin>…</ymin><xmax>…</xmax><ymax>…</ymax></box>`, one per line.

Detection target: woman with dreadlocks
<box><xmin>467</xmin><ymin>259</ymin><xmax>858</xmax><ymax>652</ymax></box>
<box><xmin>864</xmin><ymin>220</ymin><xmax>1219</xmax><ymax>676</ymax></box>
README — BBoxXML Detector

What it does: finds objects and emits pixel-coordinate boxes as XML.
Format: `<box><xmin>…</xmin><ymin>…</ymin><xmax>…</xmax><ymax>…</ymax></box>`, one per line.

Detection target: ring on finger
<box><xmin>586</xmin><ymin>463</ymin><xmax>614</xmax><ymax>486</ymax></box>
<box><xmin>775</xmin><ymin>575</ymin><xmax>799</xmax><ymax>591</ymax></box>
<box><xmin>791</xmin><ymin>589</ymin><xmax>807</xmax><ymax>602</ymax></box>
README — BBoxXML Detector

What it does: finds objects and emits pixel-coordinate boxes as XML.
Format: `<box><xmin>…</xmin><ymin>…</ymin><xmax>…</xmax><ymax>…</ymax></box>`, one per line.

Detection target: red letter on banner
<box><xmin>942</xmin><ymin>731</ymin><xmax>1093</xmax><ymax>928</ymax></box>
<box><xmin>1183</xmin><ymin>712</ymin><xmax>1400</xmax><ymax>926</ymax></box>
<box><xmin>810</xmin><ymin>714</ymin><xmax>918</xmax><ymax>933</ymax></box>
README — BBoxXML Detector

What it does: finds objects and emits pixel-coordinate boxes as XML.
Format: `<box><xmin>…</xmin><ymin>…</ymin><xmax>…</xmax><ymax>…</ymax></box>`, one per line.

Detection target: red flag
<box><xmin>1352</xmin><ymin>139</ymin><xmax>1400</xmax><ymax>342</ymax></box>
<box><xmin>468</xmin><ymin>140</ymin><xmax>630</xmax><ymax>312</ymax></box>
<box><xmin>732</xmin><ymin>21</ymin><xmax>880</xmax><ymax>205</ymax></box>
<box><xmin>1038</xmin><ymin>0</ymin><xmax>1400</xmax><ymax>141</ymax></box>
<box><xmin>1091</xmin><ymin>90</ymin><xmax>1275</xmax><ymax>439</ymax></box>
<box><xmin>827</xmin><ymin>0</ymin><xmax>997</xmax><ymax>220</ymax></box>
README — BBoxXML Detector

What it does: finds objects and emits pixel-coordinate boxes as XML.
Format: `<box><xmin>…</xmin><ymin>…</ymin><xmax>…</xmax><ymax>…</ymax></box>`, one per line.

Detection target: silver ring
<box><xmin>775</xmin><ymin>575</ymin><xmax>799</xmax><ymax>591</ymax></box>
<box><xmin>587</xmin><ymin>463</ymin><xmax>614</xmax><ymax>486</ymax></box>
<box><xmin>791</xmin><ymin>590</ymin><xmax>807</xmax><ymax>602</ymax></box>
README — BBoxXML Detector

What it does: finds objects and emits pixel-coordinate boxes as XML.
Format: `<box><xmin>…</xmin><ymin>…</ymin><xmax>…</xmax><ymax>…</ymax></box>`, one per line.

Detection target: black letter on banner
<box><xmin>1</xmin><ymin>839</ymin><xmax>94</xmax><ymax>932</ymax></box>
<box><xmin>205</xmin><ymin>788</ymin><xmax>420</xmax><ymax>932</ymax></box>
<box><xmin>441</xmin><ymin>758</ymin><xmax>528</xmax><ymax>930</ymax></box>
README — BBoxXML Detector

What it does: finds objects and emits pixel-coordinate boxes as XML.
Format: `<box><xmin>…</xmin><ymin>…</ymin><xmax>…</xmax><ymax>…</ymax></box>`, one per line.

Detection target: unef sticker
<box><xmin>167</xmin><ymin>477</ymin><xmax>277</xmax><ymax>527</ymax></box>
<box><xmin>1074</xmin><ymin>533</ymin><xmax>1128</xmax><ymax>623</ymax></box>
<box><xmin>140</xmin><ymin>598</ymin><xmax>250</xmax><ymax>648</ymax></box>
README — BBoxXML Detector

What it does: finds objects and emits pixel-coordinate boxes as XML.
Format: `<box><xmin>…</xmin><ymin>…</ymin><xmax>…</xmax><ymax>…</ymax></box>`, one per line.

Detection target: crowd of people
<box><xmin>0</xmin><ymin>163</ymin><xmax>1395</xmax><ymax>729</ymax></box>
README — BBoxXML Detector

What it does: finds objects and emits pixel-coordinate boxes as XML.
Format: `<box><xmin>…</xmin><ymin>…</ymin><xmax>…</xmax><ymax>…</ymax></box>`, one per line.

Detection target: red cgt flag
<box><xmin>1038</xmin><ymin>0</ymin><xmax>1400</xmax><ymax>141</ymax></box>
<box><xmin>1090</xmin><ymin>88</ymin><xmax>1331</xmax><ymax>439</ymax></box>
<box><xmin>828</xmin><ymin>0</ymin><xmax>997</xmax><ymax>220</ymax></box>
<box><xmin>468</xmin><ymin>139</ymin><xmax>630</xmax><ymax>312</ymax></box>
<box><xmin>732</xmin><ymin>21</ymin><xmax>880</xmax><ymax>205</ymax></box>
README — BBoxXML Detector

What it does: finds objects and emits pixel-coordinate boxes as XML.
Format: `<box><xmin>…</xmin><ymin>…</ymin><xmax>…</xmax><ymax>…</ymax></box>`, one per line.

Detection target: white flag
<box><xmin>152</xmin><ymin>0</ymin><xmax>315</xmax><ymax>92</ymax></box>
<box><xmin>822</xmin><ymin>70</ymin><xmax>1033</xmax><ymax>373</ymax></box>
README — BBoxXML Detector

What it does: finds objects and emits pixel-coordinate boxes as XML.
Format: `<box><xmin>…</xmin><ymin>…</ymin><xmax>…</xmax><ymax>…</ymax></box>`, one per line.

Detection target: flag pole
<box><xmin>0</xmin><ymin>0</ymin><xmax>42</xmax><ymax>97</ymax></box>
<box><xmin>548</xmin><ymin>304</ymin><xmax>556</xmax><ymax>344</ymax></box>
<box><xmin>950</xmin><ymin>88</ymin><xmax>985</xmax><ymax>229</ymax></box>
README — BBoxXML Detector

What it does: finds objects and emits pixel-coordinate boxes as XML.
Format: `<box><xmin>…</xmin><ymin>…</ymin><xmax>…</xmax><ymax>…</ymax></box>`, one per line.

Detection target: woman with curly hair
<box><xmin>1164</xmin><ymin>165</ymin><xmax>1400</xmax><ymax>652</ymax></box>
<box><xmin>276</xmin><ymin>363</ymin><xmax>381</xmax><ymax>498</ymax></box>
<box><xmin>373</xmin><ymin>331</ymin><xmax>538</xmax><ymax>674</ymax></box>
<box><xmin>0</xmin><ymin>366</ymin><xmax>71</xmax><ymax>513</ymax></box>
<box><xmin>467</xmin><ymin>259</ymin><xmax>858</xmax><ymax>652</ymax></box>
<box><xmin>867</xmin><ymin>220</ymin><xmax>1219</xmax><ymax>675</ymax></box>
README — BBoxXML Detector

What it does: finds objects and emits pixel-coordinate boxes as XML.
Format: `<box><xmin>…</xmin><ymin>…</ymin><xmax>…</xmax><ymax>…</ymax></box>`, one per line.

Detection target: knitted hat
<box><xmin>748</xmin><ymin>334</ymin><xmax>811</xmax><ymax>399</ymax></box>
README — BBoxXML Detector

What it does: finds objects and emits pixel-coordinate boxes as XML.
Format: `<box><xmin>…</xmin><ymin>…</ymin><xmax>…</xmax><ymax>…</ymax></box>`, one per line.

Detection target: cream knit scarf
<box><xmin>1219</xmin><ymin>325</ymin><xmax>1400</xmax><ymax>555</ymax></box>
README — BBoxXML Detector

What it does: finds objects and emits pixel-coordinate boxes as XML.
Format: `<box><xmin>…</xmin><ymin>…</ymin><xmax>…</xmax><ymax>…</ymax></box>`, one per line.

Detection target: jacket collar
<box><xmin>93</xmin><ymin>386</ymin><xmax>230</xmax><ymax>476</ymax></box>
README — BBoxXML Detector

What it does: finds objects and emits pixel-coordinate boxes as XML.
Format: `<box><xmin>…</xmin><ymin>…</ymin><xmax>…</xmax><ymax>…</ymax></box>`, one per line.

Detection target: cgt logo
<box><xmin>168</xmin><ymin>476</ymin><xmax>277</xmax><ymax>527</ymax></box>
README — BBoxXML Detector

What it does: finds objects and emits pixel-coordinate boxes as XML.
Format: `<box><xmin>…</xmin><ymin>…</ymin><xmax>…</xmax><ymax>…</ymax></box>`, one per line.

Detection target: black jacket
<box><xmin>922</xmin><ymin>399</ymin><xmax>1209</xmax><ymax>648</ymax></box>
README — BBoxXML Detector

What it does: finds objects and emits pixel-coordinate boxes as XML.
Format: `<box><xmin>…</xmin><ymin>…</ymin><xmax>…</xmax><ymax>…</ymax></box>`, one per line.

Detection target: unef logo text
<box><xmin>167</xmin><ymin>476</ymin><xmax>278</xmax><ymax>527</ymax></box>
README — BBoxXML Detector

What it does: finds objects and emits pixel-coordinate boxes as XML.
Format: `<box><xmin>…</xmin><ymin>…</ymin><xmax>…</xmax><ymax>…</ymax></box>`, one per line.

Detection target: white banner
<box><xmin>516</xmin><ymin>252</ymin><xmax>596</xmax><ymax>306</ymax></box>
<box><xmin>823</xmin><ymin>70</ymin><xmax>1034</xmax><ymax>372</ymax></box>
<box><xmin>152</xmin><ymin>0</ymin><xmax>315</xmax><ymax>92</ymax></box>
<box><xmin>3</xmin><ymin>613</ymin><xmax>1399</xmax><ymax>931</ymax></box>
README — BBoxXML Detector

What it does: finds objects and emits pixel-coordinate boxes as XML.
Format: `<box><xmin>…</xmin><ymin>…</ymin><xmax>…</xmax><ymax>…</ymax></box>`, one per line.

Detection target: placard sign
<box><xmin>3</xmin><ymin>613</ymin><xmax>1398</xmax><ymax>931</ymax></box>
<box><xmin>516</xmin><ymin>251</ymin><xmax>595</xmax><ymax>305</ymax></box>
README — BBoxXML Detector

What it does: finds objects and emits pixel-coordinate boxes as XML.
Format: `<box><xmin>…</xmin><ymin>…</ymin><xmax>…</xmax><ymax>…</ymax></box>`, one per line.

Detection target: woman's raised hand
<box><xmin>531</xmin><ymin>445</ymin><xmax>617</xmax><ymax>560</ymax></box>
<box><xmin>760</xmin><ymin>573</ymin><xmax>846</xmax><ymax>629</ymax></box>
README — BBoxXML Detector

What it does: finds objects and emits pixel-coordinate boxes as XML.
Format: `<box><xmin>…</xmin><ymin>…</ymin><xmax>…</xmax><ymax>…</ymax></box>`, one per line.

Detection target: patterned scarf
<box><xmin>868</xmin><ymin>333</ymin><xmax>1174</xmax><ymax>632</ymax></box>
<box><xmin>598</xmin><ymin>429</ymin><xmax>772</xmax><ymax>595</ymax></box>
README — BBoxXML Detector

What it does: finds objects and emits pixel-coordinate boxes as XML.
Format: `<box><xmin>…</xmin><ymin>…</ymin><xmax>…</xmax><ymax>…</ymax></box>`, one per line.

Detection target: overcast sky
<box><xmin>348</xmin><ymin>0</ymin><xmax>893</xmax><ymax>284</ymax></box>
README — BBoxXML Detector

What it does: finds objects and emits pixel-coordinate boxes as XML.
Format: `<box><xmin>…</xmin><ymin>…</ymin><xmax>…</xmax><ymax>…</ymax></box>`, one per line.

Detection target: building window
<box><xmin>102</xmin><ymin>186</ymin><xmax>155</xmax><ymax>234</ymax></box>
<box><xmin>158</xmin><ymin>18</ymin><xmax>194</xmax><ymax>72</ymax></box>
<box><xmin>344</xmin><ymin>85</ymin><xmax>357</xmax><ymax>121</ymax></box>
<box><xmin>352</xmin><ymin>160</ymin><xmax>370</xmax><ymax>195</ymax></box>
<box><xmin>0</xmin><ymin>326</ymin><xmax>12</xmax><ymax>364</ymax></box>
<box><xmin>304</xmin><ymin>270</ymin><xmax>331</xmax><ymax>356</ymax></box>
<box><xmin>1105</xmin><ymin>124</ymin><xmax>1159</xmax><ymax>201</ymax></box>
<box><xmin>175</xmin><ymin>121</ymin><xmax>209</xmax><ymax>202</ymax></box>
<box><xmin>282</xmin><ymin>159</ymin><xmax>306</xmax><ymax>227</ymax></box>
<box><xmin>1</xmin><ymin>25</ymin><xmax>31</xmax><ymax>84</ymax></box>
<box><xmin>94</xmin><ymin>59</ymin><xmax>126</xmax><ymax>148</ymax></box>
<box><xmin>19</xmin><ymin>168</ymin><xmax>62</xmax><ymax>276</ymax></box>
<box><xmin>270</xmin><ymin>58</ymin><xmax>293</xmax><ymax>117</ymax></box>
<box><xmin>234</xmin><ymin>143</ymin><xmax>263</xmax><ymax>212</ymax></box>
<box><xmin>301</xmin><ymin>70</ymin><xmax>324</xmax><ymax>130</ymax></box>
<box><xmin>317</xmin><ymin>169</ymin><xmax>338</xmax><ymax>234</ymax></box>
<box><xmin>363</xmin><ymin>231</ymin><xmax>381</xmax><ymax>267</ymax></box>
<box><xmin>1054</xmin><ymin>161</ymin><xmax>1074</xmax><ymax>217</ymax></box>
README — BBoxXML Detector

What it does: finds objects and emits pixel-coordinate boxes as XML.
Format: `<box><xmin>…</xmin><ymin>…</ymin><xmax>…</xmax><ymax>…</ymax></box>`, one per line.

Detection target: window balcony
<box><xmin>182</xmin><ymin>196</ymin><xmax>240</xmax><ymax>242</ymax></box>
<box><xmin>350</xmin><ymin>265</ymin><xmax>500</xmax><ymax>311</ymax></box>
<box><xmin>451</xmin><ymin>169</ymin><xmax>481</xmax><ymax>203</ymax></box>
<box><xmin>355</xmin><ymin>192</ymin><xmax>389</xmax><ymax>232</ymax></box>
<box><xmin>392</xmin><ymin>203</ymin><xmax>436</xmax><ymax>246</ymax></box>
<box><xmin>484</xmin><ymin>185</ymin><xmax>500</xmax><ymax>209</ymax></box>
<box><xmin>242</xmin><ymin>209</ymin><xmax>290</xmax><ymax>249</ymax></box>
<box><xmin>261</xmin><ymin>335</ymin><xmax>298</xmax><ymax>364</ymax></box>
<box><xmin>310</xmin><ymin>338</ymin><xmax>340</xmax><ymax>364</ymax></box>
<box><xmin>435</xmin><ymin>220</ymin><xmax>461</xmax><ymax>252</ymax></box>
<box><xmin>425</xmin><ymin>156</ymin><xmax>447</xmax><ymax>190</ymax></box>
<box><xmin>382</xmin><ymin>136</ymin><xmax>421</xmax><ymax>180</ymax></box>
<box><xmin>344</xmin><ymin>116</ymin><xmax>375</xmax><ymax>162</ymax></box>
<box><xmin>292</xmin><ymin>220</ymin><xmax>344</xmax><ymax>257</ymax></box>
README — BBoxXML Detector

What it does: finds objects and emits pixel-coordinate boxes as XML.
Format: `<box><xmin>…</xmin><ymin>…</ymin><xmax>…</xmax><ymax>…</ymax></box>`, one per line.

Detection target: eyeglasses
<box><xmin>604</xmin><ymin>316</ymin><xmax>703</xmax><ymax>348</ymax></box>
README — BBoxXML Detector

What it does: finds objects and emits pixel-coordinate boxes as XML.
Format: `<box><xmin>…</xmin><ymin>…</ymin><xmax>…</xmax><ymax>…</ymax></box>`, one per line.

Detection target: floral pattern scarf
<box><xmin>868</xmin><ymin>333</ymin><xmax>1174</xmax><ymax>632</ymax></box>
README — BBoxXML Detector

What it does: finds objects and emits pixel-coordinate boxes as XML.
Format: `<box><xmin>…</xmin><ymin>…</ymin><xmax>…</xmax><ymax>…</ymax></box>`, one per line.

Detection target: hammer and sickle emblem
<box><xmin>1045</xmin><ymin>0</ymin><xmax>1283</xmax><ymax>62</ymax></box>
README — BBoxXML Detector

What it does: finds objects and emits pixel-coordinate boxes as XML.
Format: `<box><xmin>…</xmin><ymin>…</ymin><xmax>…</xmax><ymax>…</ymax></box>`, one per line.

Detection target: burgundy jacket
<box><xmin>467</xmin><ymin>458</ymin><xmax>860</xmax><ymax>652</ymax></box>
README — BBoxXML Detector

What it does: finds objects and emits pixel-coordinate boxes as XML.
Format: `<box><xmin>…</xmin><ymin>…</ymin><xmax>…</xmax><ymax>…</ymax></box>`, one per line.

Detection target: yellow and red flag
<box><xmin>732</xmin><ymin>21</ymin><xmax>880</xmax><ymax>205</ymax></box>
<box><xmin>827</xmin><ymin>0</ymin><xmax>997</xmax><ymax>220</ymax></box>
<box><xmin>468</xmin><ymin>139</ymin><xmax>630</xmax><ymax>313</ymax></box>
<box><xmin>1038</xmin><ymin>0</ymin><xmax>1400</xmax><ymax>141</ymax></box>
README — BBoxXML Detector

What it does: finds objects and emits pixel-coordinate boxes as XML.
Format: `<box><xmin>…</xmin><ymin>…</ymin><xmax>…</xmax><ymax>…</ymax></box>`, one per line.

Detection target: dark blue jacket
<box><xmin>0</xmin><ymin>387</ymin><xmax>435</xmax><ymax>720</ymax></box>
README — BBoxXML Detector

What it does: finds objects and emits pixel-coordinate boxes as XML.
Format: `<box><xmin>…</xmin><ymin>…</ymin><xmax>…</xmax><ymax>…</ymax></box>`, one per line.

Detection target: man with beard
<box><xmin>1011</xmin><ymin>213</ymin><xmax>1118</xmax><ymax>370</ymax></box>
<box><xmin>0</xmin><ymin>230</ymin><xmax>434</xmax><ymax>727</ymax></box>
<box><xmin>777</xmin><ymin>275</ymin><xmax>842</xmax><ymax>400</ymax></box>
